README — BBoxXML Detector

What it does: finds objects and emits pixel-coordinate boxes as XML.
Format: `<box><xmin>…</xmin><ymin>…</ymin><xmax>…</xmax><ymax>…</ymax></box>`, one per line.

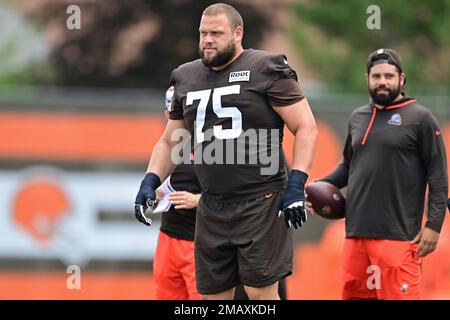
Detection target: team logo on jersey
<box><xmin>229</xmin><ymin>70</ymin><xmax>250</xmax><ymax>83</ymax></box>
<box><xmin>388</xmin><ymin>114</ymin><xmax>402</xmax><ymax>126</ymax></box>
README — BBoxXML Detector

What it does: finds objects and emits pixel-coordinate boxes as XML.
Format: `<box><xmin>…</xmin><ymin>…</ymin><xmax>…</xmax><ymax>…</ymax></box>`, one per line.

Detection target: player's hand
<box><xmin>169</xmin><ymin>191</ymin><xmax>201</xmax><ymax>210</ymax></box>
<box><xmin>305</xmin><ymin>178</ymin><xmax>319</xmax><ymax>215</ymax></box>
<box><xmin>134</xmin><ymin>172</ymin><xmax>161</xmax><ymax>226</ymax></box>
<box><xmin>447</xmin><ymin>198</ymin><xmax>450</xmax><ymax>211</ymax></box>
<box><xmin>411</xmin><ymin>227</ymin><xmax>440</xmax><ymax>257</ymax></box>
<box><xmin>278</xmin><ymin>170</ymin><xmax>309</xmax><ymax>229</ymax></box>
<box><xmin>305</xmin><ymin>201</ymin><xmax>316</xmax><ymax>215</ymax></box>
<box><xmin>155</xmin><ymin>188</ymin><xmax>164</xmax><ymax>201</ymax></box>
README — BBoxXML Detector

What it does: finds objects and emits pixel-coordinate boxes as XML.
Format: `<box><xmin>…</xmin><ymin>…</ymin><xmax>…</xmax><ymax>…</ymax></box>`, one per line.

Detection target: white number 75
<box><xmin>186</xmin><ymin>85</ymin><xmax>242</xmax><ymax>143</ymax></box>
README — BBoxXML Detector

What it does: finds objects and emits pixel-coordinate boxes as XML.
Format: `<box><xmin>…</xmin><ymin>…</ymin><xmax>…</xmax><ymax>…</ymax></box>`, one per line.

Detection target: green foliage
<box><xmin>0</xmin><ymin>3</ymin><xmax>55</xmax><ymax>87</ymax></box>
<box><xmin>289</xmin><ymin>0</ymin><xmax>450</xmax><ymax>93</ymax></box>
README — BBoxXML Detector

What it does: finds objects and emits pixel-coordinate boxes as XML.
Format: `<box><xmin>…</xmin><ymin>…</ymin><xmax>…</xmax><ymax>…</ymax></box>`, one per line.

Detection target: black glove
<box><xmin>134</xmin><ymin>172</ymin><xmax>161</xmax><ymax>226</ymax></box>
<box><xmin>278</xmin><ymin>170</ymin><xmax>308</xmax><ymax>229</ymax></box>
<box><xmin>447</xmin><ymin>198</ymin><xmax>450</xmax><ymax>211</ymax></box>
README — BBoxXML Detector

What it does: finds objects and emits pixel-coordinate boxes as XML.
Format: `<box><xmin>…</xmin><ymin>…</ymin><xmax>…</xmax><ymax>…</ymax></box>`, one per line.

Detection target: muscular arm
<box><xmin>273</xmin><ymin>98</ymin><xmax>318</xmax><ymax>174</ymax></box>
<box><xmin>146</xmin><ymin>119</ymin><xmax>188</xmax><ymax>181</ymax></box>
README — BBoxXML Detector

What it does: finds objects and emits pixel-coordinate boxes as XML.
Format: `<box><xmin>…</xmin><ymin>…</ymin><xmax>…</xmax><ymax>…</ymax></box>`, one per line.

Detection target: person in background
<box><xmin>152</xmin><ymin>86</ymin><xmax>202</xmax><ymax>299</ymax></box>
<box><xmin>308</xmin><ymin>49</ymin><xmax>448</xmax><ymax>300</ymax></box>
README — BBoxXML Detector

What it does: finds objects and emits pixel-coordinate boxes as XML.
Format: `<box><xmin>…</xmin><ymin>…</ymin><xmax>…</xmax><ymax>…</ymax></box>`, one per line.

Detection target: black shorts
<box><xmin>194</xmin><ymin>191</ymin><xmax>293</xmax><ymax>295</ymax></box>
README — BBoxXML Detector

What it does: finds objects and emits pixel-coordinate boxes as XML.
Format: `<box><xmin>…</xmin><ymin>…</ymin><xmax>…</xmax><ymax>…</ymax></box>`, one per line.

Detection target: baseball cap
<box><xmin>367</xmin><ymin>48</ymin><xmax>403</xmax><ymax>73</ymax></box>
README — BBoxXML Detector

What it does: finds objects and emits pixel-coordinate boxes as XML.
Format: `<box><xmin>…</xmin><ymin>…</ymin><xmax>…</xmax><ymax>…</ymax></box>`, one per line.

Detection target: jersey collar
<box><xmin>370</xmin><ymin>97</ymin><xmax>416</xmax><ymax>110</ymax></box>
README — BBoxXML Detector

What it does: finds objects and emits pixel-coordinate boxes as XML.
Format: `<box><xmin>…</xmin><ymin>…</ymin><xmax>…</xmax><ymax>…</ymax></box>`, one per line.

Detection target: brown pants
<box><xmin>194</xmin><ymin>192</ymin><xmax>293</xmax><ymax>295</ymax></box>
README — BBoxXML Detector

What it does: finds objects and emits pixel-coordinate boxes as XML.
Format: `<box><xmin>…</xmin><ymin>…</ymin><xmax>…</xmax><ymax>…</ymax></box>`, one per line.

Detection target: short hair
<box><xmin>202</xmin><ymin>3</ymin><xmax>243</xmax><ymax>29</ymax></box>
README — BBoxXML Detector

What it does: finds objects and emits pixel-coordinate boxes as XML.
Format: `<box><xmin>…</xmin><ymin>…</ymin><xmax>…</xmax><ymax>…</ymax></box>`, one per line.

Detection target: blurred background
<box><xmin>0</xmin><ymin>0</ymin><xmax>449</xmax><ymax>299</ymax></box>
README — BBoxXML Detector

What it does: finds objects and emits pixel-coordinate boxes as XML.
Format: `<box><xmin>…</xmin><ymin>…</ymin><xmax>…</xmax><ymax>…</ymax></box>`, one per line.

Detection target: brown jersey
<box><xmin>169</xmin><ymin>49</ymin><xmax>305</xmax><ymax>202</ymax></box>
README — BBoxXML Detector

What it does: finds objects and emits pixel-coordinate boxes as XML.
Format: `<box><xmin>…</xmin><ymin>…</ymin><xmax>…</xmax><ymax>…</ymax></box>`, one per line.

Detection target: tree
<box><xmin>289</xmin><ymin>0</ymin><xmax>450</xmax><ymax>92</ymax></box>
<box><xmin>23</xmin><ymin>0</ymin><xmax>274</xmax><ymax>88</ymax></box>
<box><xmin>0</xmin><ymin>2</ymin><xmax>53</xmax><ymax>86</ymax></box>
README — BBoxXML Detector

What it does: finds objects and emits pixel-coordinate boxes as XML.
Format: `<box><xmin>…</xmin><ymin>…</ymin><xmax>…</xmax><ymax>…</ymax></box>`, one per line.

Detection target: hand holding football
<box><xmin>305</xmin><ymin>181</ymin><xmax>345</xmax><ymax>220</ymax></box>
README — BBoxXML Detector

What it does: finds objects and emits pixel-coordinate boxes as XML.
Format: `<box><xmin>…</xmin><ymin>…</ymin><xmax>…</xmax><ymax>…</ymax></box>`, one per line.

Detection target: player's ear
<box><xmin>234</xmin><ymin>26</ymin><xmax>243</xmax><ymax>42</ymax></box>
<box><xmin>400</xmin><ymin>72</ymin><xmax>406</xmax><ymax>86</ymax></box>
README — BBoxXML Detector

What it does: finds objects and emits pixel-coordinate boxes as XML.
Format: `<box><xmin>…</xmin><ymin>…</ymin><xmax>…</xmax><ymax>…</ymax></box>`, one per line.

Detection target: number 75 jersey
<box><xmin>169</xmin><ymin>49</ymin><xmax>305</xmax><ymax>202</ymax></box>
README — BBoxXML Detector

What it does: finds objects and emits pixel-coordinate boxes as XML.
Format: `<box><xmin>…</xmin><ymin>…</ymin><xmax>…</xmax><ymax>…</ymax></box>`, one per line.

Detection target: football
<box><xmin>305</xmin><ymin>181</ymin><xmax>346</xmax><ymax>220</ymax></box>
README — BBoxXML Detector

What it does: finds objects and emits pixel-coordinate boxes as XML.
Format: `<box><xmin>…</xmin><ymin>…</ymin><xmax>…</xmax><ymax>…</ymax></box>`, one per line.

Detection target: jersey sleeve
<box><xmin>263</xmin><ymin>54</ymin><xmax>305</xmax><ymax>107</ymax></box>
<box><xmin>168</xmin><ymin>68</ymin><xmax>184</xmax><ymax>120</ymax></box>
<box><xmin>418</xmin><ymin>112</ymin><xmax>448</xmax><ymax>233</ymax></box>
<box><xmin>322</xmin><ymin>128</ymin><xmax>352</xmax><ymax>189</ymax></box>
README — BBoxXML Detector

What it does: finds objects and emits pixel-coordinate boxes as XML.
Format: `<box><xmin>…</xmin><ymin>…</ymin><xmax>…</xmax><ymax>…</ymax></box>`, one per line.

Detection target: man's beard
<box><xmin>199</xmin><ymin>41</ymin><xmax>236</xmax><ymax>68</ymax></box>
<box><xmin>369</xmin><ymin>82</ymin><xmax>402</xmax><ymax>106</ymax></box>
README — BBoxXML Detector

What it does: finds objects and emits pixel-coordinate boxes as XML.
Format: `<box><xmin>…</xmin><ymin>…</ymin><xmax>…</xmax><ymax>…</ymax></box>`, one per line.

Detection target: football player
<box><xmin>135</xmin><ymin>3</ymin><xmax>317</xmax><ymax>300</ymax></box>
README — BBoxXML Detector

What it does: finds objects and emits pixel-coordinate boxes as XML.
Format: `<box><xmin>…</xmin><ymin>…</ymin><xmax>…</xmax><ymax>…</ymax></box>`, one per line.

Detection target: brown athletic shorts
<box><xmin>194</xmin><ymin>191</ymin><xmax>293</xmax><ymax>295</ymax></box>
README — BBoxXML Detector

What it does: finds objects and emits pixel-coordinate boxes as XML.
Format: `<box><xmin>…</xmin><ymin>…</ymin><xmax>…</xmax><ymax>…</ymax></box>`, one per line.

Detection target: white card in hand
<box><xmin>153</xmin><ymin>177</ymin><xmax>176</xmax><ymax>214</ymax></box>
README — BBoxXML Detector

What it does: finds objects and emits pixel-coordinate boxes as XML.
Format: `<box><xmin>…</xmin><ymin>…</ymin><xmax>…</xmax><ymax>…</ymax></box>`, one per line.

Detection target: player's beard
<box><xmin>200</xmin><ymin>41</ymin><xmax>236</xmax><ymax>68</ymax></box>
<box><xmin>368</xmin><ymin>81</ymin><xmax>402</xmax><ymax>106</ymax></box>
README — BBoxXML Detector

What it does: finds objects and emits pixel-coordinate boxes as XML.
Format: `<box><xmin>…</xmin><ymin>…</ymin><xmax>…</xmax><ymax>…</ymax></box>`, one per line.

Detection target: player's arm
<box><xmin>147</xmin><ymin>119</ymin><xmax>186</xmax><ymax>179</ymax></box>
<box><xmin>321</xmin><ymin>131</ymin><xmax>352</xmax><ymax>189</ymax></box>
<box><xmin>264</xmin><ymin>53</ymin><xmax>317</xmax><ymax>229</ymax></box>
<box><xmin>135</xmin><ymin>118</ymin><xmax>188</xmax><ymax>226</ymax></box>
<box><xmin>273</xmin><ymin>98</ymin><xmax>317</xmax><ymax>174</ymax></box>
<box><xmin>273</xmin><ymin>98</ymin><xmax>318</xmax><ymax>229</ymax></box>
<box><xmin>411</xmin><ymin>113</ymin><xmax>448</xmax><ymax>257</ymax></box>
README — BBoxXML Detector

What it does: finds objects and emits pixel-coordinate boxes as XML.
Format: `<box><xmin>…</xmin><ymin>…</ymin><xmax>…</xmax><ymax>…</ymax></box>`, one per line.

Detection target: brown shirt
<box><xmin>169</xmin><ymin>49</ymin><xmax>305</xmax><ymax>202</ymax></box>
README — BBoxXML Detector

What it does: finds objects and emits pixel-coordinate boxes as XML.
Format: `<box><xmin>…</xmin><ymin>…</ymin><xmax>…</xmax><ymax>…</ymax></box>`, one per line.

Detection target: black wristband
<box><xmin>287</xmin><ymin>170</ymin><xmax>309</xmax><ymax>189</ymax></box>
<box><xmin>144</xmin><ymin>172</ymin><xmax>162</xmax><ymax>189</ymax></box>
